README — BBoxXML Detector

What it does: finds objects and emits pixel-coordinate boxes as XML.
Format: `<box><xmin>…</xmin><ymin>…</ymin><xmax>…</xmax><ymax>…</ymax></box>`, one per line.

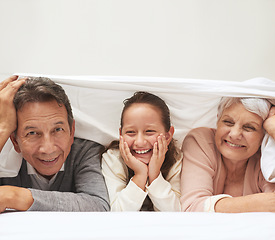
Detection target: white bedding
<box><xmin>1</xmin><ymin>75</ymin><xmax>275</xmax><ymax>239</ymax></box>
<box><xmin>1</xmin><ymin>74</ymin><xmax>275</xmax><ymax>181</ymax></box>
<box><xmin>1</xmin><ymin>211</ymin><xmax>275</xmax><ymax>240</ymax></box>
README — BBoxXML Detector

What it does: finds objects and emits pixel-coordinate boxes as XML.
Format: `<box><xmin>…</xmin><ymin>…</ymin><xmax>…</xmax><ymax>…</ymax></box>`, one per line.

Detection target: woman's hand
<box><xmin>148</xmin><ymin>134</ymin><xmax>168</xmax><ymax>185</ymax></box>
<box><xmin>263</xmin><ymin>106</ymin><xmax>275</xmax><ymax>139</ymax></box>
<box><xmin>119</xmin><ymin>136</ymin><xmax>148</xmax><ymax>190</ymax></box>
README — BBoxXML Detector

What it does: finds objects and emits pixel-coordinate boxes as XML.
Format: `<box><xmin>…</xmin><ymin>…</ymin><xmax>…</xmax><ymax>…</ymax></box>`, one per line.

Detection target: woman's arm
<box><xmin>180</xmin><ymin>127</ymin><xmax>223</xmax><ymax>212</ymax></box>
<box><xmin>215</xmin><ymin>192</ymin><xmax>275</xmax><ymax>212</ymax></box>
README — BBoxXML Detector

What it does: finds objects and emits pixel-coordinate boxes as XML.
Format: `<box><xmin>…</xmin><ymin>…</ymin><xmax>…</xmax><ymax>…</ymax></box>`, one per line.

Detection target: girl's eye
<box><xmin>146</xmin><ymin>130</ymin><xmax>156</xmax><ymax>134</ymax></box>
<box><xmin>126</xmin><ymin>131</ymin><xmax>135</xmax><ymax>135</ymax></box>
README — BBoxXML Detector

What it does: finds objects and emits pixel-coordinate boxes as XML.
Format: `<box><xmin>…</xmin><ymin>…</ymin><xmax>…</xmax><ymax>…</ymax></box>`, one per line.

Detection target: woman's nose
<box><xmin>229</xmin><ymin>126</ymin><xmax>242</xmax><ymax>139</ymax></box>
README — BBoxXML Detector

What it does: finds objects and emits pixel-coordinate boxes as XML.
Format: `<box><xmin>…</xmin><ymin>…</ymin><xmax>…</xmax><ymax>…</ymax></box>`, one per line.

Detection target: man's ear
<box><xmin>70</xmin><ymin>120</ymin><xmax>76</xmax><ymax>144</ymax></box>
<box><xmin>10</xmin><ymin>133</ymin><xmax>21</xmax><ymax>153</ymax></box>
<box><xmin>165</xmin><ymin>126</ymin><xmax>175</xmax><ymax>145</ymax></box>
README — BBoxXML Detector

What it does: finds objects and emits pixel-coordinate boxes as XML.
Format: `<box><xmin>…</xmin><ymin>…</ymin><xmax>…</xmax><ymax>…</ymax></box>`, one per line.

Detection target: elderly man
<box><xmin>0</xmin><ymin>76</ymin><xmax>109</xmax><ymax>212</ymax></box>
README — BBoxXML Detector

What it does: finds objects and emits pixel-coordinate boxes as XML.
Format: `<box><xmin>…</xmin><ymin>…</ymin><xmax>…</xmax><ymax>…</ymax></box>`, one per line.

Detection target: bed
<box><xmin>1</xmin><ymin>74</ymin><xmax>275</xmax><ymax>239</ymax></box>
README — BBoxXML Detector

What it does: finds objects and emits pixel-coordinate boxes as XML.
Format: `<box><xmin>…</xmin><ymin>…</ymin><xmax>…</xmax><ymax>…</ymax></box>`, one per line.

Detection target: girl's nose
<box><xmin>134</xmin><ymin>133</ymin><xmax>146</xmax><ymax>146</ymax></box>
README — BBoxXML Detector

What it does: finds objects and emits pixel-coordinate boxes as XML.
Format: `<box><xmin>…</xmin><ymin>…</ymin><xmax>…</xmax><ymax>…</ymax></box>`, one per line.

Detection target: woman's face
<box><xmin>215</xmin><ymin>102</ymin><xmax>265</xmax><ymax>163</ymax></box>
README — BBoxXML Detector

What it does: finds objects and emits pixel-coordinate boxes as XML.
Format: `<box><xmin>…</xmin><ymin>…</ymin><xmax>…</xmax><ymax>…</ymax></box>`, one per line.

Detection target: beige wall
<box><xmin>0</xmin><ymin>0</ymin><xmax>274</xmax><ymax>81</ymax></box>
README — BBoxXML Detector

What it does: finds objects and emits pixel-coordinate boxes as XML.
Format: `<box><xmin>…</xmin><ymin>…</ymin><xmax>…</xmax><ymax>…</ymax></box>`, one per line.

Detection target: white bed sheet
<box><xmin>0</xmin><ymin>73</ymin><xmax>275</xmax><ymax>181</ymax></box>
<box><xmin>1</xmin><ymin>74</ymin><xmax>275</xmax><ymax>181</ymax></box>
<box><xmin>1</xmin><ymin>211</ymin><xmax>275</xmax><ymax>240</ymax></box>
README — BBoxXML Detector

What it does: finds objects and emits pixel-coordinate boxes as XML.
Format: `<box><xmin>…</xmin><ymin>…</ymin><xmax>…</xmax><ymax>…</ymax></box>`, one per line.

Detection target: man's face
<box><xmin>11</xmin><ymin>100</ymin><xmax>75</xmax><ymax>179</ymax></box>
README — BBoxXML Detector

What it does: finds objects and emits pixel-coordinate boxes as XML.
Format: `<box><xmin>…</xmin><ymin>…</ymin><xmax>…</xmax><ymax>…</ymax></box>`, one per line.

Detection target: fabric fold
<box><xmin>1</xmin><ymin>74</ymin><xmax>275</xmax><ymax>179</ymax></box>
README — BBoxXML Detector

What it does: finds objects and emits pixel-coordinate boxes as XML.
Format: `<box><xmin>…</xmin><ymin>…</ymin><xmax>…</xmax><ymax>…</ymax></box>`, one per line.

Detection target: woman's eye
<box><xmin>243</xmin><ymin>125</ymin><xmax>256</xmax><ymax>131</ymax></box>
<box><xmin>222</xmin><ymin>120</ymin><xmax>234</xmax><ymax>126</ymax></box>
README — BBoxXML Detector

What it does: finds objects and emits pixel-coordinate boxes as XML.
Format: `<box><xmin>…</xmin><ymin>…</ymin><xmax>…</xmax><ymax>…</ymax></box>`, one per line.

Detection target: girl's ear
<box><xmin>165</xmin><ymin>126</ymin><xmax>174</xmax><ymax>145</ymax></box>
<box><xmin>10</xmin><ymin>133</ymin><xmax>21</xmax><ymax>153</ymax></box>
<box><xmin>119</xmin><ymin>128</ymin><xmax>122</xmax><ymax>136</ymax></box>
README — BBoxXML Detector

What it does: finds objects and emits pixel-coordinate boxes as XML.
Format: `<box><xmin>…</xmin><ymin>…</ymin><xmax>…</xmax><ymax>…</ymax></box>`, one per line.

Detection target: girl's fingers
<box><xmin>119</xmin><ymin>136</ymin><xmax>134</xmax><ymax>162</ymax></box>
<box><xmin>123</xmin><ymin>142</ymin><xmax>133</xmax><ymax>159</ymax></box>
<box><xmin>119</xmin><ymin>136</ymin><xmax>127</xmax><ymax>159</ymax></box>
<box><xmin>158</xmin><ymin>134</ymin><xmax>168</xmax><ymax>157</ymax></box>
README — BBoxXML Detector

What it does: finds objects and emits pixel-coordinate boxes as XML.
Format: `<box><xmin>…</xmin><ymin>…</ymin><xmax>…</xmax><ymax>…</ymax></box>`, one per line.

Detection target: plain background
<box><xmin>0</xmin><ymin>0</ymin><xmax>274</xmax><ymax>82</ymax></box>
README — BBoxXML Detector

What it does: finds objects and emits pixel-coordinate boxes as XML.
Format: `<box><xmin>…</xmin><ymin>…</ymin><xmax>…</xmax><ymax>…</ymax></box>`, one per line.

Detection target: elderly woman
<box><xmin>180</xmin><ymin>97</ymin><xmax>275</xmax><ymax>212</ymax></box>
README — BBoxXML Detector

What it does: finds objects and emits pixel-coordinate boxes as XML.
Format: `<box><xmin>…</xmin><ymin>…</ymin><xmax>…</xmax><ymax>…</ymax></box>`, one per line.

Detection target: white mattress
<box><xmin>1</xmin><ymin>211</ymin><xmax>275</xmax><ymax>240</ymax></box>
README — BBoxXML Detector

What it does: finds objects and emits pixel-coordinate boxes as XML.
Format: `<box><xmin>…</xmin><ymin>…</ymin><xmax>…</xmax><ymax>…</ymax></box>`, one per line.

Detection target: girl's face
<box><xmin>215</xmin><ymin>102</ymin><xmax>265</xmax><ymax>164</ymax></box>
<box><xmin>120</xmin><ymin>103</ymin><xmax>173</xmax><ymax>164</ymax></box>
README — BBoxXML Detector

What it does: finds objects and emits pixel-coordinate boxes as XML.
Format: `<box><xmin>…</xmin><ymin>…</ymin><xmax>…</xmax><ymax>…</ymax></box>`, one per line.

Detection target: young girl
<box><xmin>102</xmin><ymin>91</ymin><xmax>182</xmax><ymax>211</ymax></box>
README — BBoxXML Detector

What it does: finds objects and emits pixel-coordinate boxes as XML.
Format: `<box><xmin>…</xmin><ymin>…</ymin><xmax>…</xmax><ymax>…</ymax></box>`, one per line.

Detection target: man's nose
<box><xmin>39</xmin><ymin>134</ymin><xmax>55</xmax><ymax>153</ymax></box>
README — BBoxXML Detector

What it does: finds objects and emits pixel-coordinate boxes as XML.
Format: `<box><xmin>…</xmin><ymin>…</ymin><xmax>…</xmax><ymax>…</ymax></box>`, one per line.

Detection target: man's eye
<box><xmin>27</xmin><ymin>131</ymin><xmax>37</xmax><ymax>136</ymax></box>
<box><xmin>55</xmin><ymin>127</ymin><xmax>64</xmax><ymax>132</ymax></box>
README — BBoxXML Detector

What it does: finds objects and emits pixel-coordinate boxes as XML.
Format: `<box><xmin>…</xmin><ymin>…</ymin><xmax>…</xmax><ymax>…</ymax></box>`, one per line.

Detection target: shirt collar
<box><xmin>26</xmin><ymin>162</ymin><xmax>65</xmax><ymax>175</ymax></box>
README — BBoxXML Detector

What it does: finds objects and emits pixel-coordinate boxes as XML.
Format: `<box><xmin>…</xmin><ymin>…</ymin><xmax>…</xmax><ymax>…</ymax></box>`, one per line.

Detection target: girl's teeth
<box><xmin>135</xmin><ymin>149</ymin><xmax>150</xmax><ymax>154</ymax></box>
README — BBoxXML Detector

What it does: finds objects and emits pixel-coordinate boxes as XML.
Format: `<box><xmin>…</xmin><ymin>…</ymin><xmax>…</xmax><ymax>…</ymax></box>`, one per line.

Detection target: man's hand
<box><xmin>0</xmin><ymin>76</ymin><xmax>26</xmax><ymax>152</ymax></box>
<box><xmin>0</xmin><ymin>186</ymin><xmax>34</xmax><ymax>213</ymax></box>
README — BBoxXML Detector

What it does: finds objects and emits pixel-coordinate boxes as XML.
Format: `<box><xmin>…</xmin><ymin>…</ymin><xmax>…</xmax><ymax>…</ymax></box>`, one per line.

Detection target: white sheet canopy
<box><xmin>1</xmin><ymin>74</ymin><xmax>275</xmax><ymax>182</ymax></box>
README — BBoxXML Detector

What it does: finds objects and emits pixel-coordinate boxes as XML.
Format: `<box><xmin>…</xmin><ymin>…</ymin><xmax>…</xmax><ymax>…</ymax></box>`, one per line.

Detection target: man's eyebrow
<box><xmin>55</xmin><ymin>121</ymin><xmax>65</xmax><ymax>125</ymax></box>
<box><xmin>24</xmin><ymin>126</ymin><xmax>37</xmax><ymax>131</ymax></box>
<box><xmin>23</xmin><ymin>121</ymin><xmax>65</xmax><ymax>131</ymax></box>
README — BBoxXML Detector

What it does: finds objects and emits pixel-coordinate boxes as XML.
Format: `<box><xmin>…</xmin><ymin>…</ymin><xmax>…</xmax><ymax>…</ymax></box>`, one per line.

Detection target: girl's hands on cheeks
<box><xmin>119</xmin><ymin>136</ymin><xmax>148</xmax><ymax>190</ymax></box>
<box><xmin>263</xmin><ymin>106</ymin><xmax>275</xmax><ymax>139</ymax></box>
<box><xmin>148</xmin><ymin>134</ymin><xmax>168</xmax><ymax>185</ymax></box>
